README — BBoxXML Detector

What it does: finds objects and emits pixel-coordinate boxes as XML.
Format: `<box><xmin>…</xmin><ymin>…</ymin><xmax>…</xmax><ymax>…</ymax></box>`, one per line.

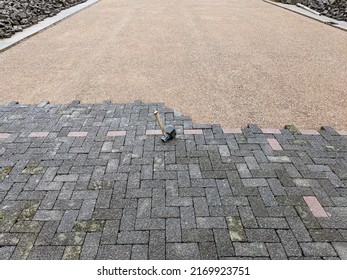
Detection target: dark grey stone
<box><xmin>166</xmin><ymin>243</ymin><xmax>200</xmax><ymax>260</ymax></box>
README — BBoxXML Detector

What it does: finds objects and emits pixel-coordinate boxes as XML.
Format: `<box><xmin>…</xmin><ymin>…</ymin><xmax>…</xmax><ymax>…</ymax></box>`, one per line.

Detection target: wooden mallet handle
<box><xmin>154</xmin><ymin>111</ymin><xmax>167</xmax><ymax>136</ymax></box>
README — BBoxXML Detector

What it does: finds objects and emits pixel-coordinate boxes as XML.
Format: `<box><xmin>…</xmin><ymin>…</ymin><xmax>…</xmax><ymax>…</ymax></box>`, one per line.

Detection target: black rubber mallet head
<box><xmin>154</xmin><ymin>111</ymin><xmax>176</xmax><ymax>143</ymax></box>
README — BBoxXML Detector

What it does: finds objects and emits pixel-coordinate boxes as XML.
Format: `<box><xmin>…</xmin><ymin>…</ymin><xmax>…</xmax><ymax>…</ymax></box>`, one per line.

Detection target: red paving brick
<box><xmin>299</xmin><ymin>129</ymin><xmax>320</xmax><ymax>135</ymax></box>
<box><xmin>184</xmin><ymin>129</ymin><xmax>203</xmax><ymax>135</ymax></box>
<box><xmin>107</xmin><ymin>131</ymin><xmax>127</xmax><ymax>137</ymax></box>
<box><xmin>222</xmin><ymin>128</ymin><xmax>242</xmax><ymax>134</ymax></box>
<box><xmin>0</xmin><ymin>133</ymin><xmax>11</xmax><ymax>139</ymax></box>
<box><xmin>67</xmin><ymin>132</ymin><xmax>88</xmax><ymax>137</ymax></box>
<box><xmin>267</xmin><ymin>138</ymin><xmax>283</xmax><ymax>151</ymax></box>
<box><xmin>261</xmin><ymin>128</ymin><xmax>281</xmax><ymax>134</ymax></box>
<box><xmin>303</xmin><ymin>196</ymin><xmax>328</xmax><ymax>218</ymax></box>
<box><xmin>28</xmin><ymin>132</ymin><xmax>49</xmax><ymax>138</ymax></box>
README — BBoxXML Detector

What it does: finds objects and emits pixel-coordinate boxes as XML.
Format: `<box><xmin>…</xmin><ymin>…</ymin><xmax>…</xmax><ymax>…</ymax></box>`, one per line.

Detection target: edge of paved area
<box><xmin>2</xmin><ymin>100</ymin><xmax>347</xmax><ymax>136</ymax></box>
<box><xmin>263</xmin><ymin>0</ymin><xmax>347</xmax><ymax>32</ymax></box>
<box><xmin>0</xmin><ymin>0</ymin><xmax>100</xmax><ymax>52</ymax></box>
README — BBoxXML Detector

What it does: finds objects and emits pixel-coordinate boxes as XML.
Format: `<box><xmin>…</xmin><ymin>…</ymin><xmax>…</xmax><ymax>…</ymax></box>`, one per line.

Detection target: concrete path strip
<box><xmin>0</xmin><ymin>0</ymin><xmax>100</xmax><ymax>52</ymax></box>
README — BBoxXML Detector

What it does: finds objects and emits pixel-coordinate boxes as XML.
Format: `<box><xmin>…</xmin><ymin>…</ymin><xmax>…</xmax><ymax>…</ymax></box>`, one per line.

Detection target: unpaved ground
<box><xmin>0</xmin><ymin>0</ymin><xmax>346</xmax><ymax>129</ymax></box>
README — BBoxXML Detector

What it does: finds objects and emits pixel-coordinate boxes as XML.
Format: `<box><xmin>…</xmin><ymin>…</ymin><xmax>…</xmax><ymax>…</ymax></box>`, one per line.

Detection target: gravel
<box><xmin>0</xmin><ymin>0</ymin><xmax>87</xmax><ymax>39</ymax></box>
<box><xmin>277</xmin><ymin>0</ymin><xmax>347</xmax><ymax>22</ymax></box>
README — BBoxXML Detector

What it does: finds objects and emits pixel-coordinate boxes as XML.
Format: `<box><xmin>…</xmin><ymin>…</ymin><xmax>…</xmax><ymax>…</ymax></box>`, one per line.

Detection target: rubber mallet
<box><xmin>154</xmin><ymin>111</ymin><xmax>176</xmax><ymax>143</ymax></box>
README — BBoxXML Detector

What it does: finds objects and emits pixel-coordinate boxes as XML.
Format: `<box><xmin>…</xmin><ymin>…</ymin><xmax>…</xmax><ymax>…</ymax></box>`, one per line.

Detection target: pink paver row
<box><xmin>0</xmin><ymin>133</ymin><xmax>11</xmax><ymax>139</ymax></box>
<box><xmin>28</xmin><ymin>132</ymin><xmax>49</xmax><ymax>138</ymax></box>
<box><xmin>222</xmin><ymin>128</ymin><xmax>242</xmax><ymax>134</ymax></box>
<box><xmin>261</xmin><ymin>128</ymin><xmax>282</xmax><ymax>134</ymax></box>
<box><xmin>299</xmin><ymin>129</ymin><xmax>320</xmax><ymax>135</ymax></box>
<box><xmin>267</xmin><ymin>138</ymin><xmax>283</xmax><ymax>151</ymax></box>
<box><xmin>107</xmin><ymin>131</ymin><xmax>127</xmax><ymax>137</ymax></box>
<box><xmin>67</xmin><ymin>132</ymin><xmax>88</xmax><ymax>137</ymax></box>
<box><xmin>303</xmin><ymin>196</ymin><xmax>328</xmax><ymax>218</ymax></box>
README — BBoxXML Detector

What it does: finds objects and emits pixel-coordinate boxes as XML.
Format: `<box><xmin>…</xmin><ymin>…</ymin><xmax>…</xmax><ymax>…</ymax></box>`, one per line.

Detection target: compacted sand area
<box><xmin>0</xmin><ymin>0</ymin><xmax>346</xmax><ymax>129</ymax></box>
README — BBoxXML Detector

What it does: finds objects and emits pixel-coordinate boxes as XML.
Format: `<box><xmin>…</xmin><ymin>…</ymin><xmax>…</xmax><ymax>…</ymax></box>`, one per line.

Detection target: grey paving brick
<box><xmin>218</xmin><ymin>145</ymin><xmax>230</xmax><ymax>157</ymax></box>
<box><xmin>181</xmin><ymin>206</ymin><xmax>197</xmax><ymax>229</ymax></box>
<box><xmin>193</xmin><ymin>197</ymin><xmax>209</xmax><ymax>217</ymax></box>
<box><xmin>120</xmin><ymin>207</ymin><xmax>137</xmax><ymax>231</ymax></box>
<box><xmin>81</xmin><ymin>232</ymin><xmax>101</xmax><ymax>260</ymax></box>
<box><xmin>166</xmin><ymin>243</ymin><xmax>200</xmax><ymax>260</ymax></box>
<box><xmin>27</xmin><ymin>245</ymin><xmax>65</xmax><ymax>260</ymax></box>
<box><xmin>295</xmin><ymin>205</ymin><xmax>321</xmax><ymax>229</ymax></box>
<box><xmin>257</xmin><ymin>217</ymin><xmax>289</xmax><ymax>229</ymax></box>
<box><xmin>166</xmin><ymin>196</ymin><xmax>192</xmax><ymax>207</ymax></box>
<box><xmin>197</xmin><ymin>217</ymin><xmax>227</xmax><ymax>229</ymax></box>
<box><xmin>36</xmin><ymin>181</ymin><xmax>62</xmax><ymax>191</ymax></box>
<box><xmin>40</xmin><ymin>191</ymin><xmax>59</xmax><ymax>210</ymax></box>
<box><xmin>97</xmin><ymin>245</ymin><xmax>131</xmax><ymax>260</ymax></box>
<box><xmin>267</xmin><ymin>179</ymin><xmax>286</xmax><ymax>196</ymax></box>
<box><xmin>308</xmin><ymin>229</ymin><xmax>344</xmax><ymax>242</ymax></box>
<box><xmin>189</xmin><ymin>164</ymin><xmax>202</xmax><ymax>179</ymax></box>
<box><xmin>0</xmin><ymin>246</ymin><xmax>15</xmax><ymax>260</ymax></box>
<box><xmin>221</xmin><ymin>196</ymin><xmax>249</xmax><ymax>206</ymax></box>
<box><xmin>300</xmin><ymin>242</ymin><xmax>337</xmax><ymax>257</ymax></box>
<box><xmin>141</xmin><ymin>165</ymin><xmax>153</xmax><ymax>180</ymax></box>
<box><xmin>234</xmin><ymin>242</ymin><xmax>268</xmax><ymax>257</ymax></box>
<box><xmin>117</xmin><ymin>231</ymin><xmax>149</xmax><ymax>244</ymax></box>
<box><xmin>54</xmin><ymin>199</ymin><xmax>82</xmax><ymax>210</ymax></box>
<box><xmin>149</xmin><ymin>230</ymin><xmax>165</xmax><ymax>260</ymax></box>
<box><xmin>236</xmin><ymin>163</ymin><xmax>252</xmax><ymax>178</ymax></box>
<box><xmin>182</xmin><ymin>229</ymin><xmax>214</xmax><ymax>242</ymax></box>
<box><xmin>245</xmin><ymin>228</ymin><xmax>279</xmax><ymax>242</ymax></box>
<box><xmin>238</xmin><ymin>206</ymin><xmax>258</xmax><ymax>228</ymax></box>
<box><xmin>101</xmin><ymin>220</ymin><xmax>120</xmax><ymax>245</ymax></box>
<box><xmin>152</xmin><ymin>207</ymin><xmax>179</xmax><ymax>218</ymax></box>
<box><xmin>57</xmin><ymin>210</ymin><xmax>79</xmax><ymax>233</ymax></box>
<box><xmin>216</xmin><ymin>179</ymin><xmax>232</xmax><ymax>197</ymax></box>
<box><xmin>131</xmin><ymin>244</ymin><xmax>148</xmax><ymax>260</ymax></box>
<box><xmin>72</xmin><ymin>190</ymin><xmax>98</xmax><ymax>200</ymax></box>
<box><xmin>106</xmin><ymin>159</ymin><xmax>119</xmax><ymax>174</ymax></box>
<box><xmin>258</xmin><ymin>187</ymin><xmax>277</xmax><ymax>207</ymax></box>
<box><xmin>199</xmin><ymin>242</ymin><xmax>218</xmax><ymax>260</ymax></box>
<box><xmin>332</xmin><ymin>242</ymin><xmax>347</xmax><ymax>260</ymax></box>
<box><xmin>166</xmin><ymin>218</ymin><xmax>181</xmax><ymax>242</ymax></box>
<box><xmin>135</xmin><ymin>218</ymin><xmax>165</xmax><ymax>230</ymax></box>
<box><xmin>78</xmin><ymin>199</ymin><xmax>96</xmax><ymax>220</ymax></box>
<box><xmin>137</xmin><ymin>198</ymin><xmax>152</xmax><ymax>218</ymax></box>
<box><xmin>33</xmin><ymin>210</ymin><xmax>63</xmax><ymax>221</ymax></box>
<box><xmin>249</xmin><ymin>197</ymin><xmax>268</xmax><ymax>217</ymax></box>
<box><xmin>152</xmin><ymin>187</ymin><xmax>165</xmax><ymax>207</ymax></box>
<box><xmin>286</xmin><ymin>217</ymin><xmax>312</xmax><ymax>242</ymax></box>
<box><xmin>266</xmin><ymin>243</ymin><xmax>288</xmax><ymax>260</ymax></box>
<box><xmin>166</xmin><ymin>180</ymin><xmax>178</xmax><ymax>197</ymax></box>
<box><xmin>277</xmin><ymin>230</ymin><xmax>302</xmax><ymax>257</ymax></box>
<box><xmin>54</xmin><ymin>174</ymin><xmax>78</xmax><ymax>182</ymax></box>
<box><xmin>58</xmin><ymin>182</ymin><xmax>75</xmax><ymax>200</ymax></box>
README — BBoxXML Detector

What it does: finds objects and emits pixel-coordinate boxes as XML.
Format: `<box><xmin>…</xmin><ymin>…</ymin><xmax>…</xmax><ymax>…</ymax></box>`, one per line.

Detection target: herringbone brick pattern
<box><xmin>0</xmin><ymin>101</ymin><xmax>346</xmax><ymax>259</ymax></box>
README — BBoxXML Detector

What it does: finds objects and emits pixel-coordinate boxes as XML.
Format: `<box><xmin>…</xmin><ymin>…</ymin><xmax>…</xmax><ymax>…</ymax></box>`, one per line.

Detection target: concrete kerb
<box><xmin>0</xmin><ymin>0</ymin><xmax>100</xmax><ymax>53</ymax></box>
<box><xmin>263</xmin><ymin>0</ymin><xmax>347</xmax><ymax>32</ymax></box>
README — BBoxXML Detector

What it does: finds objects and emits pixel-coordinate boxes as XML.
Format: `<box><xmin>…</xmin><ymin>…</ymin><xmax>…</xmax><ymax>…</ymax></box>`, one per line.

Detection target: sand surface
<box><xmin>0</xmin><ymin>0</ymin><xmax>346</xmax><ymax>129</ymax></box>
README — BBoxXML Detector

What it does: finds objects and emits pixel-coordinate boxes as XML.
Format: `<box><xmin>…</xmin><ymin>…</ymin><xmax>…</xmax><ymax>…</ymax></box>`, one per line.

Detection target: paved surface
<box><xmin>1</xmin><ymin>101</ymin><xmax>347</xmax><ymax>260</ymax></box>
<box><xmin>0</xmin><ymin>0</ymin><xmax>347</xmax><ymax>130</ymax></box>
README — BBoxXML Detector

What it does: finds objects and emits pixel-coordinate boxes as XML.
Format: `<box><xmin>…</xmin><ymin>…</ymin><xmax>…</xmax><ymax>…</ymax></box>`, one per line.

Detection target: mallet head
<box><xmin>161</xmin><ymin>126</ymin><xmax>176</xmax><ymax>142</ymax></box>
